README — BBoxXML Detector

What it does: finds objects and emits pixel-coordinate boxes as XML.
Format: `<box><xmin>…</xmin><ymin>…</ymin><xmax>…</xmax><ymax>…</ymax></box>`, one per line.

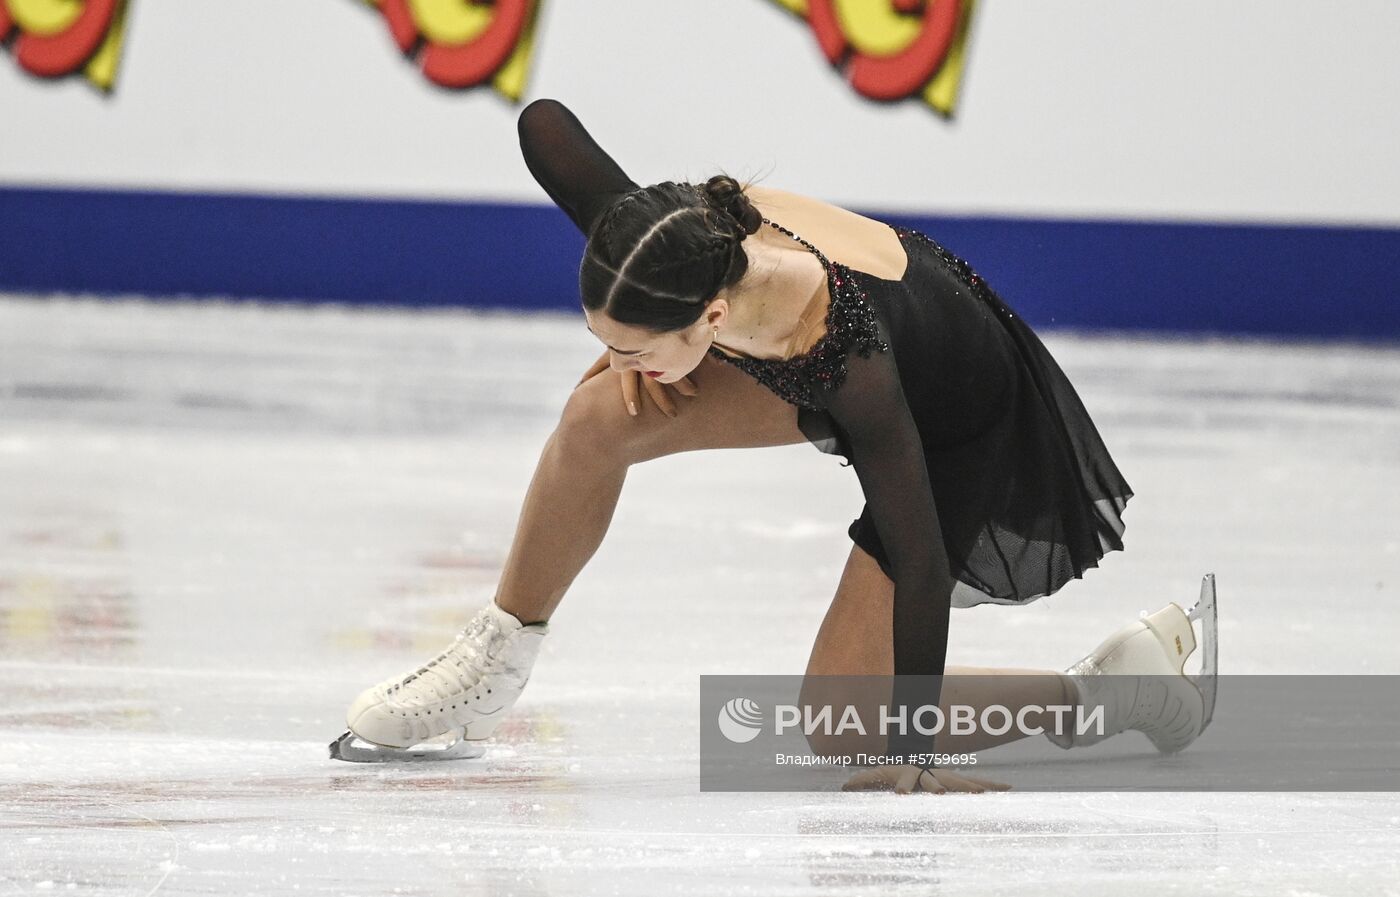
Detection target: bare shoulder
<box><xmin>744</xmin><ymin>184</ymin><xmax>907</xmax><ymax>281</ymax></box>
<box><xmin>743</xmin><ymin>183</ymin><xmax>804</xmax><ymax>210</ymax></box>
<box><xmin>744</xmin><ymin>184</ymin><xmax>841</xmax><ymax>221</ymax></box>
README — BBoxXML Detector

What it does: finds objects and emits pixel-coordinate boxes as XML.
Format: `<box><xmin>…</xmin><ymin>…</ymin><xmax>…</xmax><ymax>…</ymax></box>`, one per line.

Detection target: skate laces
<box><xmin>386</xmin><ymin>611</ymin><xmax>502</xmax><ymax>706</ymax></box>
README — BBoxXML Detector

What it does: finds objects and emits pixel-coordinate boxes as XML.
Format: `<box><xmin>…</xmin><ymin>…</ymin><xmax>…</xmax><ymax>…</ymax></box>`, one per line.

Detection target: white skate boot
<box><xmin>1046</xmin><ymin>574</ymin><xmax>1218</xmax><ymax>754</ymax></box>
<box><xmin>329</xmin><ymin>601</ymin><xmax>549</xmax><ymax>762</ymax></box>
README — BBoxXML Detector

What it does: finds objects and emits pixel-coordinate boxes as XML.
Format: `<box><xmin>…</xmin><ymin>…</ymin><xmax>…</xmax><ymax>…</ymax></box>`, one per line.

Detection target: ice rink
<box><xmin>2</xmin><ymin>295</ymin><xmax>1398</xmax><ymax>896</ymax></box>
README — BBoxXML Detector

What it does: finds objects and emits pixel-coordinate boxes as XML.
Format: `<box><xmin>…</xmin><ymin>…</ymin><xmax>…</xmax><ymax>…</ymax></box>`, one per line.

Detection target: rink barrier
<box><xmin>2</xmin><ymin>185</ymin><xmax>1397</xmax><ymax>340</ymax></box>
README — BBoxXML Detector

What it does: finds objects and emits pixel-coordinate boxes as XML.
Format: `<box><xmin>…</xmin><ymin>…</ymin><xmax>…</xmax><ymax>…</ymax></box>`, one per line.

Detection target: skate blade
<box><xmin>328</xmin><ymin>728</ymin><xmax>485</xmax><ymax>763</ymax></box>
<box><xmin>1184</xmin><ymin>573</ymin><xmax>1219</xmax><ymax>734</ymax></box>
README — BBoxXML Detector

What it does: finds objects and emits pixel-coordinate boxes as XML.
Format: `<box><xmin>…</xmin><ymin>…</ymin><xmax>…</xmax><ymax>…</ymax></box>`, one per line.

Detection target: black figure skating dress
<box><xmin>518</xmin><ymin>99</ymin><xmax>1133</xmax><ymax>686</ymax></box>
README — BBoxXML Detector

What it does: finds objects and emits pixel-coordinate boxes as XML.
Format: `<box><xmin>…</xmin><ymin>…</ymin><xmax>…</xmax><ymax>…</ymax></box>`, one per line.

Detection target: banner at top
<box><xmin>0</xmin><ymin>0</ymin><xmax>130</xmax><ymax>92</ymax></box>
<box><xmin>767</xmin><ymin>0</ymin><xmax>977</xmax><ymax>117</ymax></box>
<box><xmin>360</xmin><ymin>0</ymin><xmax>542</xmax><ymax>98</ymax></box>
<box><xmin>1</xmin><ymin>0</ymin><xmax>974</xmax><ymax>117</ymax></box>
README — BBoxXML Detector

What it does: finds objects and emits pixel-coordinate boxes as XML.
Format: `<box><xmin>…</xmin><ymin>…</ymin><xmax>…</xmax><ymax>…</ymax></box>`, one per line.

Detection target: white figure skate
<box><xmin>1047</xmin><ymin>574</ymin><xmax>1218</xmax><ymax>753</ymax></box>
<box><xmin>329</xmin><ymin>601</ymin><xmax>549</xmax><ymax>763</ymax></box>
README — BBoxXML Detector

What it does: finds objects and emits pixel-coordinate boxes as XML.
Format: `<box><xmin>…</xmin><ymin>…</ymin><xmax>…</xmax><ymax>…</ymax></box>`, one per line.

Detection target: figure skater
<box><xmin>330</xmin><ymin>99</ymin><xmax>1218</xmax><ymax>793</ymax></box>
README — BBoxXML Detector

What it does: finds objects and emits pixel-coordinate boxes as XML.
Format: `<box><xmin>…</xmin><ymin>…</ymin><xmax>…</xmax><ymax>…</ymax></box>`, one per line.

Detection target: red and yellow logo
<box><xmin>1</xmin><ymin>0</ymin><xmax>971</xmax><ymax>111</ymax></box>
<box><xmin>767</xmin><ymin>0</ymin><xmax>977</xmax><ymax>116</ymax></box>
<box><xmin>360</xmin><ymin>0</ymin><xmax>542</xmax><ymax>98</ymax></box>
<box><xmin>0</xmin><ymin>0</ymin><xmax>130</xmax><ymax>91</ymax></box>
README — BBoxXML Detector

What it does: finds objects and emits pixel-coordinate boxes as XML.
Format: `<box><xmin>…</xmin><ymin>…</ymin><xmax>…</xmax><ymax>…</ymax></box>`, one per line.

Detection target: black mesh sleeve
<box><xmin>517</xmin><ymin>98</ymin><xmax>640</xmax><ymax>238</ymax></box>
<box><xmin>821</xmin><ymin>339</ymin><xmax>954</xmax><ymax>758</ymax></box>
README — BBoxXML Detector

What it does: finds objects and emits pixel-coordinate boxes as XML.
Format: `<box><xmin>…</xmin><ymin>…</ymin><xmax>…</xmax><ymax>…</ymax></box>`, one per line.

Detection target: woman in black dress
<box><xmin>334</xmin><ymin>98</ymin><xmax>1214</xmax><ymax>792</ymax></box>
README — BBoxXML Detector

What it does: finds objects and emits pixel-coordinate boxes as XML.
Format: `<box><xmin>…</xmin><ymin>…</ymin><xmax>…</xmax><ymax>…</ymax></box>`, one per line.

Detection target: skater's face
<box><xmin>584</xmin><ymin>306</ymin><xmax>724</xmax><ymax>383</ymax></box>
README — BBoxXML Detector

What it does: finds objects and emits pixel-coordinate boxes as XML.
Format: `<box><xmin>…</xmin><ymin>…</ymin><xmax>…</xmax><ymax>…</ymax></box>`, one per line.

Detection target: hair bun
<box><xmin>700</xmin><ymin>175</ymin><xmax>762</xmax><ymax>239</ymax></box>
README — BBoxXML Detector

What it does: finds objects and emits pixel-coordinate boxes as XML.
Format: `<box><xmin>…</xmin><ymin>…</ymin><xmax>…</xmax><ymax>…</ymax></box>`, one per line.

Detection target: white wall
<box><xmin>3</xmin><ymin>0</ymin><xmax>1398</xmax><ymax>226</ymax></box>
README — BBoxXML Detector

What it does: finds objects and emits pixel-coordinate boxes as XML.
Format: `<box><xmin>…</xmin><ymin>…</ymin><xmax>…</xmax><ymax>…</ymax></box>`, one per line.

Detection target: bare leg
<box><xmin>339</xmin><ymin>356</ymin><xmax>811</xmax><ymax>754</ymax></box>
<box><xmin>490</xmin><ymin>426</ymin><xmax>626</xmax><ymax>624</ymax></box>
<box><xmin>803</xmin><ymin>542</ymin><xmax>1073</xmax><ymax>753</ymax></box>
<box><xmin>494</xmin><ymin>353</ymin><xmax>808</xmax><ymax>623</ymax></box>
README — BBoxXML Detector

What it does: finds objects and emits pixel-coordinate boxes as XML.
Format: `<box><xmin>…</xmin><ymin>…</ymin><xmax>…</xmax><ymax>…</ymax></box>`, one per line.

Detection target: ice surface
<box><xmin>1</xmin><ymin>296</ymin><xmax>1398</xmax><ymax>896</ymax></box>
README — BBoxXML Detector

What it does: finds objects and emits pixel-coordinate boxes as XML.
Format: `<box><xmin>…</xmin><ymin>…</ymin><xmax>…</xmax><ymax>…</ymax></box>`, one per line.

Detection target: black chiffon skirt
<box><xmin>803</xmin><ymin>226</ymin><xmax>1133</xmax><ymax>609</ymax></box>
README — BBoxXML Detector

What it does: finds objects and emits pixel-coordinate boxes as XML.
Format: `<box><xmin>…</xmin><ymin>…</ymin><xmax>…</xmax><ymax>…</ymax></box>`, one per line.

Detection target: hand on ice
<box><xmin>574</xmin><ymin>350</ymin><xmax>698</xmax><ymax>418</ymax></box>
<box><xmin>842</xmin><ymin>764</ymin><xmax>1011</xmax><ymax>795</ymax></box>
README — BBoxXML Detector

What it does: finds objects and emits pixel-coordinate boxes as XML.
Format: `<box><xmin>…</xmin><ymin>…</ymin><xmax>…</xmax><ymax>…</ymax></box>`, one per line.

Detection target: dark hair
<box><xmin>580</xmin><ymin>173</ymin><xmax>764</xmax><ymax>333</ymax></box>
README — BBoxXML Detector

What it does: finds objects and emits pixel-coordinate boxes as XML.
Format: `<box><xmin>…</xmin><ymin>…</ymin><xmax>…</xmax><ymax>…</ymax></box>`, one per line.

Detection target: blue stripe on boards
<box><xmin>886</xmin><ymin>214</ymin><xmax>1400</xmax><ymax>341</ymax></box>
<box><xmin>0</xmin><ymin>186</ymin><xmax>584</xmax><ymax>311</ymax></box>
<box><xmin>2</xmin><ymin>185</ymin><xmax>1396</xmax><ymax>340</ymax></box>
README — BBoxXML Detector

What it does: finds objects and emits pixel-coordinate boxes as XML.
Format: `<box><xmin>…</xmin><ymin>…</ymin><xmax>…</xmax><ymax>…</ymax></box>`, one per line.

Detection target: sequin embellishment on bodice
<box><xmin>705</xmin><ymin>217</ymin><xmax>891</xmax><ymax>411</ymax></box>
<box><xmin>895</xmin><ymin>224</ymin><xmax>1019</xmax><ymax>324</ymax></box>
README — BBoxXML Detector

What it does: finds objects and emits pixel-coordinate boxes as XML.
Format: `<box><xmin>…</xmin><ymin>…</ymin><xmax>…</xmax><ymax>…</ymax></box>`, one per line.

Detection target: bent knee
<box><xmin>798</xmin><ymin>677</ymin><xmax>889</xmax><ymax>759</ymax></box>
<box><xmin>556</xmin><ymin>371</ymin><xmax>636</xmax><ymax>461</ymax></box>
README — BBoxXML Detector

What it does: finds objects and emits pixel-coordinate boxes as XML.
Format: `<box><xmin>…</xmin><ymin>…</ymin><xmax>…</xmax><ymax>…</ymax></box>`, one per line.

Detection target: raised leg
<box><xmin>494</xmin><ymin>353</ymin><xmax>809</xmax><ymax>624</ymax></box>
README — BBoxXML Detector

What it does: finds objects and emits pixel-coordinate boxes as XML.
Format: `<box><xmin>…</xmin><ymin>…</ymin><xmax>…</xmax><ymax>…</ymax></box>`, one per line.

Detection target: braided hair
<box><xmin>580</xmin><ymin>174</ymin><xmax>763</xmax><ymax>332</ymax></box>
